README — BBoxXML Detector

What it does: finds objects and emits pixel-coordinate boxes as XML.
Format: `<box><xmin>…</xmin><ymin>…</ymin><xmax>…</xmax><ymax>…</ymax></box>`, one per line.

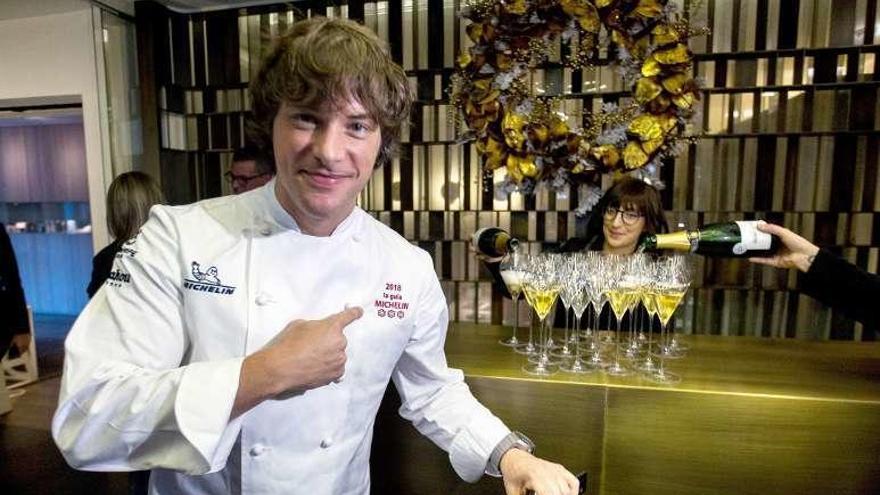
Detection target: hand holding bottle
<box><xmin>747</xmin><ymin>222</ymin><xmax>819</xmax><ymax>273</ymax></box>
<box><xmin>472</xmin><ymin>227</ymin><xmax>519</xmax><ymax>263</ymax></box>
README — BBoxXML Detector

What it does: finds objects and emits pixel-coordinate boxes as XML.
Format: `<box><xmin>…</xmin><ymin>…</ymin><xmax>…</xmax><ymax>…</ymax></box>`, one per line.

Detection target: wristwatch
<box><xmin>486</xmin><ymin>431</ymin><xmax>535</xmax><ymax>477</ymax></box>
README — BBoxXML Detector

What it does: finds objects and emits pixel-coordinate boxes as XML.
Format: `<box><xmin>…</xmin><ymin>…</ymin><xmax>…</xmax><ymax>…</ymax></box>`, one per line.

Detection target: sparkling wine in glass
<box><xmin>498</xmin><ymin>251</ymin><xmax>526</xmax><ymax>347</ymax></box>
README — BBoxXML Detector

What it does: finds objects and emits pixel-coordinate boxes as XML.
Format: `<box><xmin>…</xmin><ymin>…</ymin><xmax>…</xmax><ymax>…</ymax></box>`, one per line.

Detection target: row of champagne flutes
<box><xmin>498</xmin><ymin>251</ymin><xmax>693</xmax><ymax>384</ymax></box>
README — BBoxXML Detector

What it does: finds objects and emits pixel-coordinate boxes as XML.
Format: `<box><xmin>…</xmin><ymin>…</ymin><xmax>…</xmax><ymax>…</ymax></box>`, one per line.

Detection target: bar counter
<box><xmin>370</xmin><ymin>323</ymin><xmax>880</xmax><ymax>495</ymax></box>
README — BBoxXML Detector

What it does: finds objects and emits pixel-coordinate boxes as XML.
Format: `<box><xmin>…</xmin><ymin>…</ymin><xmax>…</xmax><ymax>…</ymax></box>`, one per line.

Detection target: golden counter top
<box><xmin>372</xmin><ymin>324</ymin><xmax>880</xmax><ymax>495</ymax></box>
<box><xmin>445</xmin><ymin>323</ymin><xmax>880</xmax><ymax>403</ymax></box>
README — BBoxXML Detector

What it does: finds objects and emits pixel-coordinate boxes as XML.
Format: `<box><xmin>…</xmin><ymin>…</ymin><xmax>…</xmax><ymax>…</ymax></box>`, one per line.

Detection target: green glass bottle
<box><xmin>640</xmin><ymin>221</ymin><xmax>780</xmax><ymax>257</ymax></box>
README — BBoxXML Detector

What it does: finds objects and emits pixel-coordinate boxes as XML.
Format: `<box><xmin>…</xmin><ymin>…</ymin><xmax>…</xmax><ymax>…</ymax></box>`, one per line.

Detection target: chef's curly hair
<box><xmin>248</xmin><ymin>17</ymin><xmax>412</xmax><ymax>168</ymax></box>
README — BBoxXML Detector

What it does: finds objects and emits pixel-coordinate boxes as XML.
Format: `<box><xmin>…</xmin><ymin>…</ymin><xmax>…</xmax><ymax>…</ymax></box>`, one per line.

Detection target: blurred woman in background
<box><xmin>86</xmin><ymin>171</ymin><xmax>164</xmax><ymax>299</ymax></box>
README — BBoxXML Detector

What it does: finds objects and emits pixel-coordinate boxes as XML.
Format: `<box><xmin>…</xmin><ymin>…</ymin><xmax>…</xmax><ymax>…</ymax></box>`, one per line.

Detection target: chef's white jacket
<box><xmin>52</xmin><ymin>181</ymin><xmax>511</xmax><ymax>494</ymax></box>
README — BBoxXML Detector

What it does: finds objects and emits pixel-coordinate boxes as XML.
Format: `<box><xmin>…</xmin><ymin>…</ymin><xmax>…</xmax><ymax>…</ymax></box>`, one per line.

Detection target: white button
<box><xmin>320</xmin><ymin>438</ymin><xmax>333</xmax><ymax>449</ymax></box>
<box><xmin>249</xmin><ymin>444</ymin><xmax>267</xmax><ymax>457</ymax></box>
<box><xmin>260</xmin><ymin>227</ymin><xmax>272</xmax><ymax>236</ymax></box>
<box><xmin>255</xmin><ymin>293</ymin><xmax>272</xmax><ymax>306</ymax></box>
<box><xmin>352</xmin><ymin>234</ymin><xmax>361</xmax><ymax>243</ymax></box>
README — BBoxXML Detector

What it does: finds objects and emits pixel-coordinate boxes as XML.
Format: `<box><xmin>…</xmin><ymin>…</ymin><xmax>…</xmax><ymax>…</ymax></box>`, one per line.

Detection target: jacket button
<box><xmin>320</xmin><ymin>438</ymin><xmax>333</xmax><ymax>449</ymax></box>
<box><xmin>352</xmin><ymin>234</ymin><xmax>361</xmax><ymax>242</ymax></box>
<box><xmin>249</xmin><ymin>444</ymin><xmax>267</xmax><ymax>457</ymax></box>
<box><xmin>255</xmin><ymin>293</ymin><xmax>272</xmax><ymax>306</ymax></box>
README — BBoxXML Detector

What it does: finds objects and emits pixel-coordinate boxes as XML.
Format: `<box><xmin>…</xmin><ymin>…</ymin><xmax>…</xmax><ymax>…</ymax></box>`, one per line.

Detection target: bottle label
<box><xmin>733</xmin><ymin>221</ymin><xmax>772</xmax><ymax>254</ymax></box>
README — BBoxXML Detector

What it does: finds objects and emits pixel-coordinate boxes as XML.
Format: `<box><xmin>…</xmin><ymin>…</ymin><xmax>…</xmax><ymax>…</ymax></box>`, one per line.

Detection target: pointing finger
<box><xmin>328</xmin><ymin>306</ymin><xmax>364</xmax><ymax>328</ymax></box>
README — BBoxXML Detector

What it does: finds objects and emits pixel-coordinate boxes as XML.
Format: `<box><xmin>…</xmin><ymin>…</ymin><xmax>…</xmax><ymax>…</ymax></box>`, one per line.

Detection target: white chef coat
<box><xmin>52</xmin><ymin>180</ymin><xmax>511</xmax><ymax>494</ymax></box>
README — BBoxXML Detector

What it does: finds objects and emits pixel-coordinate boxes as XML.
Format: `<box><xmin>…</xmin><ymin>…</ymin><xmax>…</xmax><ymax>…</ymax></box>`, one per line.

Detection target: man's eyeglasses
<box><xmin>603</xmin><ymin>206</ymin><xmax>643</xmax><ymax>226</ymax></box>
<box><xmin>224</xmin><ymin>171</ymin><xmax>270</xmax><ymax>184</ymax></box>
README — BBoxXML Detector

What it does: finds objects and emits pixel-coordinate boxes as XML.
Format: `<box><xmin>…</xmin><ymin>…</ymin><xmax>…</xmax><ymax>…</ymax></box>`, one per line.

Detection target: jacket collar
<box><xmin>255</xmin><ymin>178</ymin><xmax>362</xmax><ymax>240</ymax></box>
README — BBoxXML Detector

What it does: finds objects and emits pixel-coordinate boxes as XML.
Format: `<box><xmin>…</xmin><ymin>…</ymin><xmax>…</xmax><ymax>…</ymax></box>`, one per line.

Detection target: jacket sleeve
<box><xmin>391</xmin><ymin>250</ymin><xmax>510</xmax><ymax>483</ymax></box>
<box><xmin>799</xmin><ymin>249</ymin><xmax>880</xmax><ymax>328</ymax></box>
<box><xmin>52</xmin><ymin>206</ymin><xmax>244</xmax><ymax>475</ymax></box>
<box><xmin>0</xmin><ymin>225</ymin><xmax>29</xmax><ymax>335</ymax></box>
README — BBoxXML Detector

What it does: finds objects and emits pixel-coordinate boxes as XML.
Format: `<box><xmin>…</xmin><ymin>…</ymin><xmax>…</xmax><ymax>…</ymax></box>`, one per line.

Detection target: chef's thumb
<box><xmin>329</xmin><ymin>306</ymin><xmax>364</xmax><ymax>329</ymax></box>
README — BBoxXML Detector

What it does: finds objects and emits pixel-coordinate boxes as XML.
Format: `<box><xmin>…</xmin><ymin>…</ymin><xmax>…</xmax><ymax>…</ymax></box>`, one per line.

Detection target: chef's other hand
<box><xmin>748</xmin><ymin>222</ymin><xmax>819</xmax><ymax>273</ymax></box>
<box><xmin>500</xmin><ymin>449</ymin><xmax>579</xmax><ymax>495</ymax></box>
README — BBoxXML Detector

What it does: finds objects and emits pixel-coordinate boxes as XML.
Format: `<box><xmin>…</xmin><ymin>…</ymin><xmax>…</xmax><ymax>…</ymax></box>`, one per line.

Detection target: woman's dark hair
<box><xmin>581</xmin><ymin>176</ymin><xmax>669</xmax><ymax>251</ymax></box>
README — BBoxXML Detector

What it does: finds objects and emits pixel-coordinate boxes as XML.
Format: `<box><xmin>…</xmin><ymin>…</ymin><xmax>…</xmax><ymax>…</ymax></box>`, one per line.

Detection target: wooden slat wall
<box><xmin>139</xmin><ymin>0</ymin><xmax>880</xmax><ymax>340</ymax></box>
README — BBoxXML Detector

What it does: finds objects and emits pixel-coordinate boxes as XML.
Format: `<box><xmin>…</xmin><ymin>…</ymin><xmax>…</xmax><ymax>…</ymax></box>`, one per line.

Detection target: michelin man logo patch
<box><xmin>183</xmin><ymin>261</ymin><xmax>236</xmax><ymax>295</ymax></box>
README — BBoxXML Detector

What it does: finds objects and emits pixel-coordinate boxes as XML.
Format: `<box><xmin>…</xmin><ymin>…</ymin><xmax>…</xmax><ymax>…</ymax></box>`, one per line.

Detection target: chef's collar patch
<box><xmin>184</xmin><ymin>261</ymin><xmax>236</xmax><ymax>295</ymax></box>
<box><xmin>374</xmin><ymin>281</ymin><xmax>408</xmax><ymax>319</ymax></box>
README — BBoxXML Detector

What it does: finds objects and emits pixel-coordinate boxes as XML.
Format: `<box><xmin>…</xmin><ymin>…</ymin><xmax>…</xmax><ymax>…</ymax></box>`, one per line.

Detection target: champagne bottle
<box><xmin>471</xmin><ymin>227</ymin><xmax>520</xmax><ymax>258</ymax></box>
<box><xmin>640</xmin><ymin>221</ymin><xmax>780</xmax><ymax>257</ymax></box>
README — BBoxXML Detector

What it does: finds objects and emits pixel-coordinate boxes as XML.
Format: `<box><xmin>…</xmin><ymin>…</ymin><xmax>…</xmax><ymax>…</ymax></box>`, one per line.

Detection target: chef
<box><xmin>52</xmin><ymin>16</ymin><xmax>578</xmax><ymax>495</ymax></box>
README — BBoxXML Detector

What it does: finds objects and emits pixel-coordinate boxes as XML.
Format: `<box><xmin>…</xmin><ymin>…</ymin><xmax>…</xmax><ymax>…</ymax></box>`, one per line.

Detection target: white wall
<box><xmin>0</xmin><ymin>6</ymin><xmax>109</xmax><ymax>250</ymax></box>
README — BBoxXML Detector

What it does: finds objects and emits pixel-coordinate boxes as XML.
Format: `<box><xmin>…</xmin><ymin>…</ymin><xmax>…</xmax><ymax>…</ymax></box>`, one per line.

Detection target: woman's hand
<box><xmin>748</xmin><ymin>222</ymin><xmax>820</xmax><ymax>273</ymax></box>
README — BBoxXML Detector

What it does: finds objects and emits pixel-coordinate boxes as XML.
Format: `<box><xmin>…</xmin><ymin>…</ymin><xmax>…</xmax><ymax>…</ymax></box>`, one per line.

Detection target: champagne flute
<box><xmin>498</xmin><ymin>249</ymin><xmax>526</xmax><ymax>347</ymax></box>
<box><xmin>514</xmin><ymin>256</ymin><xmax>539</xmax><ymax>356</ymax></box>
<box><xmin>605</xmin><ymin>255</ymin><xmax>635</xmax><ymax>376</ymax></box>
<box><xmin>584</xmin><ymin>252</ymin><xmax>611</xmax><ymax>369</ymax></box>
<box><xmin>651</xmin><ymin>255</ymin><xmax>692</xmax><ymax>384</ymax></box>
<box><xmin>637</xmin><ymin>259</ymin><xmax>660</xmax><ymax>373</ymax></box>
<box><xmin>522</xmin><ymin>255</ymin><xmax>561</xmax><ymax>376</ymax></box>
<box><xmin>551</xmin><ymin>255</ymin><xmax>577</xmax><ymax>359</ymax></box>
<box><xmin>560</xmin><ymin>254</ymin><xmax>593</xmax><ymax>373</ymax></box>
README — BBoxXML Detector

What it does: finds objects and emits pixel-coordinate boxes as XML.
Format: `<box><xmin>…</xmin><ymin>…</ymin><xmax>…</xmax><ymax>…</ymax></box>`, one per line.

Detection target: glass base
<box><xmin>637</xmin><ymin>357</ymin><xmax>659</xmax><ymax>373</ymax></box>
<box><xmin>499</xmin><ymin>335</ymin><xmax>520</xmax><ymax>347</ymax></box>
<box><xmin>655</xmin><ymin>345</ymin><xmax>686</xmax><ymax>359</ymax></box>
<box><xmin>560</xmin><ymin>359</ymin><xmax>595</xmax><ymax>374</ymax></box>
<box><xmin>650</xmin><ymin>369</ymin><xmax>681</xmax><ymax>384</ymax></box>
<box><xmin>606</xmin><ymin>361</ymin><xmax>631</xmax><ymax>376</ymax></box>
<box><xmin>549</xmin><ymin>346</ymin><xmax>574</xmax><ymax>359</ymax></box>
<box><xmin>522</xmin><ymin>362</ymin><xmax>558</xmax><ymax>376</ymax></box>
<box><xmin>513</xmin><ymin>342</ymin><xmax>538</xmax><ymax>355</ymax></box>
<box><xmin>528</xmin><ymin>353</ymin><xmax>563</xmax><ymax>365</ymax></box>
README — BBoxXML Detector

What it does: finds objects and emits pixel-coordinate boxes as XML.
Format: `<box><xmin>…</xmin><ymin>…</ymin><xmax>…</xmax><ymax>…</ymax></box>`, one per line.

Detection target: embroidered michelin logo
<box><xmin>184</xmin><ymin>261</ymin><xmax>236</xmax><ymax>295</ymax></box>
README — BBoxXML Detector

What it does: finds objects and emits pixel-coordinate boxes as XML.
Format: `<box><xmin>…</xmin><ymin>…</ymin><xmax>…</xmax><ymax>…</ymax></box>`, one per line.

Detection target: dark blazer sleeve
<box><xmin>799</xmin><ymin>249</ymin><xmax>880</xmax><ymax>328</ymax></box>
<box><xmin>87</xmin><ymin>242</ymin><xmax>121</xmax><ymax>299</ymax></box>
<box><xmin>0</xmin><ymin>225</ymin><xmax>29</xmax><ymax>337</ymax></box>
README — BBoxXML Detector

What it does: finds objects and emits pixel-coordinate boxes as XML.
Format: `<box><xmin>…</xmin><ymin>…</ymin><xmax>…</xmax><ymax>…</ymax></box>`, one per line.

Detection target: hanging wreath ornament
<box><xmin>451</xmin><ymin>0</ymin><xmax>707</xmax><ymax>208</ymax></box>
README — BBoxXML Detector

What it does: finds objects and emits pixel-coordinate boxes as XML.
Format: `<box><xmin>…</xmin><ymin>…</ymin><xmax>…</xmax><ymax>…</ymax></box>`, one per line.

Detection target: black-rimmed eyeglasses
<box><xmin>224</xmin><ymin>171</ymin><xmax>270</xmax><ymax>184</ymax></box>
<box><xmin>603</xmin><ymin>206</ymin><xmax>643</xmax><ymax>225</ymax></box>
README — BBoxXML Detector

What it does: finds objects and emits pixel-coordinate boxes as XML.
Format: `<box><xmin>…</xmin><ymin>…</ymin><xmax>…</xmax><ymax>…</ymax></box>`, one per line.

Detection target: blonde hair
<box><xmin>106</xmin><ymin>171</ymin><xmax>164</xmax><ymax>241</ymax></box>
<box><xmin>249</xmin><ymin>17</ymin><xmax>412</xmax><ymax>168</ymax></box>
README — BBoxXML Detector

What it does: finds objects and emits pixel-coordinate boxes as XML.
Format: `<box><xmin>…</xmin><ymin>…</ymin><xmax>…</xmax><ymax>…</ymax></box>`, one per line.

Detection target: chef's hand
<box><xmin>232</xmin><ymin>307</ymin><xmax>363</xmax><ymax>417</ymax></box>
<box><xmin>500</xmin><ymin>449</ymin><xmax>579</xmax><ymax>495</ymax></box>
<box><xmin>748</xmin><ymin>222</ymin><xmax>819</xmax><ymax>273</ymax></box>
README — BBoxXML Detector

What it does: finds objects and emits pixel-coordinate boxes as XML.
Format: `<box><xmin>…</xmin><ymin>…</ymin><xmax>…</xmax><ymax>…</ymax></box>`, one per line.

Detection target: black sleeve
<box><xmin>0</xmin><ymin>226</ymin><xmax>29</xmax><ymax>336</ymax></box>
<box><xmin>799</xmin><ymin>249</ymin><xmax>880</xmax><ymax>328</ymax></box>
<box><xmin>87</xmin><ymin>242</ymin><xmax>120</xmax><ymax>299</ymax></box>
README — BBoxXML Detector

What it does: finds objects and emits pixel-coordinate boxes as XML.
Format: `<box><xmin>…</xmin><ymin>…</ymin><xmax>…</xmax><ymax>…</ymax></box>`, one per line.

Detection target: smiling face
<box><xmin>602</xmin><ymin>204</ymin><xmax>646</xmax><ymax>254</ymax></box>
<box><xmin>272</xmin><ymin>99</ymin><xmax>381</xmax><ymax>236</ymax></box>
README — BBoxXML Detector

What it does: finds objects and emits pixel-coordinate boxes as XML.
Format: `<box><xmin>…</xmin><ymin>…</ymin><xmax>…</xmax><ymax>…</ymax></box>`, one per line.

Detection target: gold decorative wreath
<box><xmin>451</xmin><ymin>0</ymin><xmax>704</xmax><ymax>193</ymax></box>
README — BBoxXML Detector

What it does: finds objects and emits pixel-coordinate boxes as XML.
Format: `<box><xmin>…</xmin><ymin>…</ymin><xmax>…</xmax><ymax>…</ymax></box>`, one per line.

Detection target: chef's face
<box><xmin>272</xmin><ymin>98</ymin><xmax>381</xmax><ymax>235</ymax></box>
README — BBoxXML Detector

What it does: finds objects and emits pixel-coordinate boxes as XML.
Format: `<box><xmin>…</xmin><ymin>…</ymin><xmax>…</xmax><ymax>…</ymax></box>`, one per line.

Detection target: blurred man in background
<box><xmin>226</xmin><ymin>146</ymin><xmax>275</xmax><ymax>194</ymax></box>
